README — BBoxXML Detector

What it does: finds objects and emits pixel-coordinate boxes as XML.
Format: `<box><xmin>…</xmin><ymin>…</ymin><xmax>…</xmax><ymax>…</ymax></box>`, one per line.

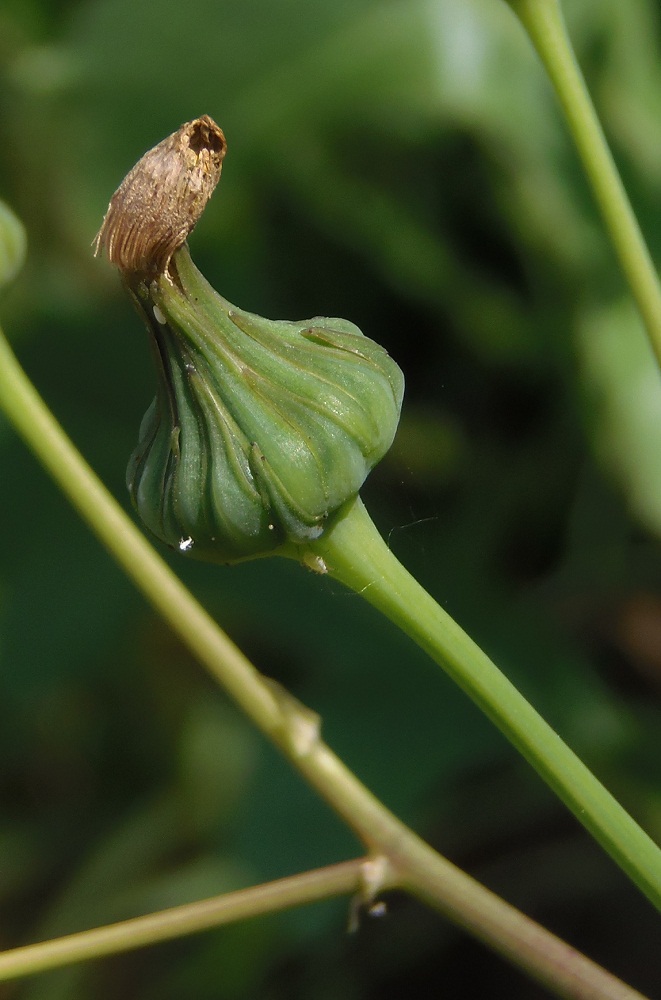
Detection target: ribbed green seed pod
<box><xmin>127</xmin><ymin>246</ymin><xmax>404</xmax><ymax>563</ymax></box>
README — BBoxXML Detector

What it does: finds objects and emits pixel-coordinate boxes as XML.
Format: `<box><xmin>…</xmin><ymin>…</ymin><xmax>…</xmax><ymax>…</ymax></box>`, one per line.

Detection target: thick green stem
<box><xmin>503</xmin><ymin>0</ymin><xmax>661</xmax><ymax>366</ymax></box>
<box><xmin>310</xmin><ymin>497</ymin><xmax>661</xmax><ymax>911</ymax></box>
<box><xmin>0</xmin><ymin>327</ymin><xmax>646</xmax><ymax>999</ymax></box>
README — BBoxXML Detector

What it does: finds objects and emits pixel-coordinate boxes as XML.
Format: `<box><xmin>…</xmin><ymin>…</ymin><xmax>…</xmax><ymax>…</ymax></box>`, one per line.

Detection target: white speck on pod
<box><xmin>153</xmin><ymin>304</ymin><xmax>167</xmax><ymax>325</ymax></box>
<box><xmin>303</xmin><ymin>552</ymin><xmax>327</xmax><ymax>575</ymax></box>
<box><xmin>179</xmin><ymin>536</ymin><xmax>194</xmax><ymax>552</ymax></box>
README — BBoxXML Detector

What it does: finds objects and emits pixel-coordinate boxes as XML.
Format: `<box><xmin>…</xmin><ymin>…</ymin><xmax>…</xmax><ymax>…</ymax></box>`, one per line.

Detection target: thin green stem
<box><xmin>0</xmin><ymin>860</ymin><xmax>368</xmax><ymax>981</ymax></box>
<box><xmin>503</xmin><ymin>0</ymin><xmax>661</xmax><ymax>366</ymax></box>
<box><xmin>310</xmin><ymin>497</ymin><xmax>661</xmax><ymax>912</ymax></box>
<box><xmin>0</xmin><ymin>326</ymin><xmax>646</xmax><ymax>999</ymax></box>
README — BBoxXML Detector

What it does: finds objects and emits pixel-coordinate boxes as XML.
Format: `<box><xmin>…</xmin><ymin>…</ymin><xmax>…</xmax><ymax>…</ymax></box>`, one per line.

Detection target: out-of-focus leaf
<box><xmin>0</xmin><ymin>200</ymin><xmax>26</xmax><ymax>290</ymax></box>
<box><xmin>578</xmin><ymin>299</ymin><xmax>661</xmax><ymax>538</ymax></box>
<box><xmin>177</xmin><ymin>698</ymin><xmax>259</xmax><ymax>838</ymax></box>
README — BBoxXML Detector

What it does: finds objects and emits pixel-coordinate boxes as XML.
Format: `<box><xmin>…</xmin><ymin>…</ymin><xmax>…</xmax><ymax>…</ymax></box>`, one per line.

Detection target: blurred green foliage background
<box><xmin>1</xmin><ymin>0</ymin><xmax>661</xmax><ymax>996</ymax></box>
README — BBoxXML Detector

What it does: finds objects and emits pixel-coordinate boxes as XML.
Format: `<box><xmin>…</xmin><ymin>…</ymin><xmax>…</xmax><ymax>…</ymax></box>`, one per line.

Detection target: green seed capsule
<box><xmin>127</xmin><ymin>246</ymin><xmax>404</xmax><ymax>562</ymax></box>
<box><xmin>95</xmin><ymin>117</ymin><xmax>404</xmax><ymax>563</ymax></box>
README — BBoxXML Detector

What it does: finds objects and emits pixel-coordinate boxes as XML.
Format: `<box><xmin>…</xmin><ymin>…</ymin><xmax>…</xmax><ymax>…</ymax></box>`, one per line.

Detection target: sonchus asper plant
<box><xmin>94</xmin><ymin>116</ymin><xmax>404</xmax><ymax>564</ymax></box>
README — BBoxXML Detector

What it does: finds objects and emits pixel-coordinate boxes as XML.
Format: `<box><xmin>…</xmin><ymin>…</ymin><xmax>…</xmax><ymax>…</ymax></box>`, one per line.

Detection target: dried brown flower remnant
<box><xmin>94</xmin><ymin>115</ymin><xmax>226</xmax><ymax>277</ymax></box>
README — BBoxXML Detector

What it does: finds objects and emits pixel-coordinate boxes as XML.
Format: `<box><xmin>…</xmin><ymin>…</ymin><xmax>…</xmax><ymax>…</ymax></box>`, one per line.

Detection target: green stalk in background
<box><xmin>502</xmin><ymin>0</ymin><xmax>661</xmax><ymax>367</ymax></box>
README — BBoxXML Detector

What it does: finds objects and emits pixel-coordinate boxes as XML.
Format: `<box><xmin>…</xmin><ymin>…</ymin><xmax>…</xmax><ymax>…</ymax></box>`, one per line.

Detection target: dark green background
<box><xmin>1</xmin><ymin>0</ymin><xmax>661</xmax><ymax>996</ymax></box>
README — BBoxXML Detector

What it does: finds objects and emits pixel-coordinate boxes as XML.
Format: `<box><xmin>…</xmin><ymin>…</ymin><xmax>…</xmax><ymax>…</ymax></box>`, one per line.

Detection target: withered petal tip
<box><xmin>94</xmin><ymin>115</ymin><xmax>226</xmax><ymax>278</ymax></box>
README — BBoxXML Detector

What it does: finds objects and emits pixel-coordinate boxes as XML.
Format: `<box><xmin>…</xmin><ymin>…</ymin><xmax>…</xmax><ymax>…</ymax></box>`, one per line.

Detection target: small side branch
<box><xmin>0</xmin><ymin>860</ymin><xmax>368</xmax><ymax>982</ymax></box>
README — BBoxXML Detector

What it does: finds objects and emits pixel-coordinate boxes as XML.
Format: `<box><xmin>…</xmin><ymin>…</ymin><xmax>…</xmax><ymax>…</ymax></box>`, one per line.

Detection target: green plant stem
<box><xmin>0</xmin><ymin>327</ymin><xmax>646</xmax><ymax>1000</ymax></box>
<box><xmin>503</xmin><ymin>0</ymin><xmax>661</xmax><ymax>366</ymax></box>
<box><xmin>0</xmin><ymin>859</ymin><xmax>648</xmax><ymax>1000</ymax></box>
<box><xmin>0</xmin><ymin>861</ymin><xmax>368</xmax><ymax>981</ymax></box>
<box><xmin>0</xmin><ymin>855</ymin><xmax>648</xmax><ymax>1000</ymax></box>
<box><xmin>309</xmin><ymin>497</ymin><xmax>661</xmax><ymax>911</ymax></box>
